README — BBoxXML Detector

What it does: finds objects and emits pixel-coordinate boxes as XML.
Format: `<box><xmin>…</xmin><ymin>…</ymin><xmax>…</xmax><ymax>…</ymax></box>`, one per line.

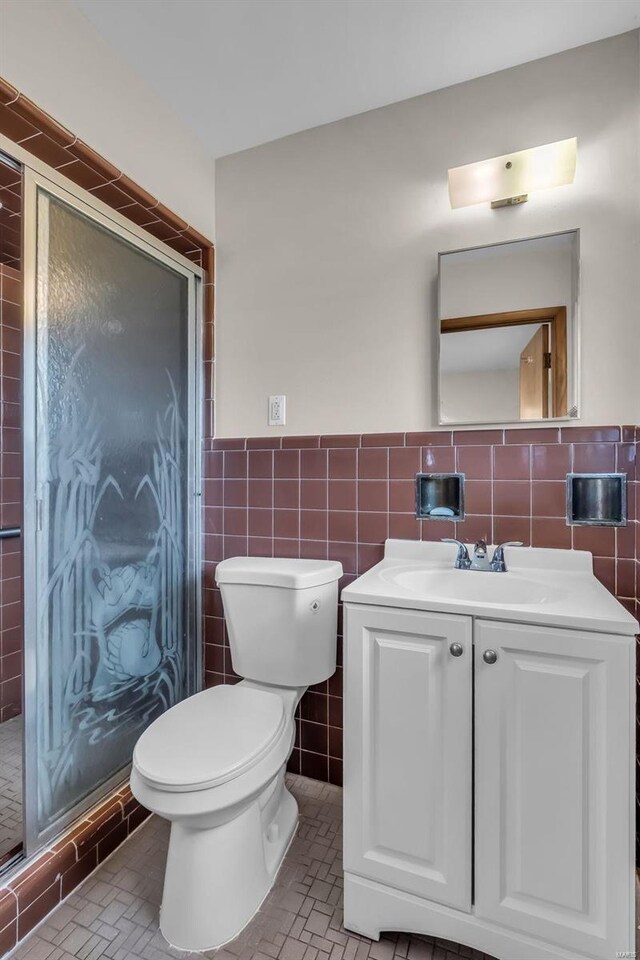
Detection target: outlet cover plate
<box><xmin>268</xmin><ymin>395</ymin><xmax>286</xmax><ymax>426</ymax></box>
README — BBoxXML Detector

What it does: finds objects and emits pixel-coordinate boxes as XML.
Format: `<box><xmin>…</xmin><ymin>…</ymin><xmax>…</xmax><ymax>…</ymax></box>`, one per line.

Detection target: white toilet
<box><xmin>130</xmin><ymin>556</ymin><xmax>342</xmax><ymax>952</ymax></box>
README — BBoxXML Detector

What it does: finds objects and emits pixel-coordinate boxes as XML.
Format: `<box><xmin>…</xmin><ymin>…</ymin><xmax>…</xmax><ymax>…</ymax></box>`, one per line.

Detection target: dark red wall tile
<box><xmin>573</xmin><ymin>442</ymin><xmax>616</xmax><ymax>474</ymax></box>
<box><xmin>389</xmin><ymin>447</ymin><xmax>421</xmax><ymax>479</ymax></box>
<box><xmin>573</xmin><ymin>525</ymin><xmax>616</xmax><ymax>557</ymax></box>
<box><xmin>494</xmin><ymin>516</ymin><xmax>530</xmax><ymax>546</ymax></box>
<box><xmin>531</xmin><ymin>482</ymin><xmax>567</xmax><ymax>518</ymax></box>
<box><xmin>493</xmin><ymin>481</ymin><xmax>531</xmax><ymax>517</ymax></box>
<box><xmin>328</xmin><ymin>448</ymin><xmax>357</xmax><ymax>479</ymax></box>
<box><xmin>531</xmin><ymin>443</ymin><xmax>571</xmax><ymax>480</ymax></box>
<box><xmin>328</xmin><ymin>480</ymin><xmax>356</xmax><ymax>511</ymax></box>
<box><xmin>453</xmin><ymin>429</ymin><xmax>503</xmax><ymax>446</ymax></box>
<box><xmin>321</xmin><ymin>434</ymin><xmax>360</xmax><ymax>448</ymax></box>
<box><xmin>388</xmin><ymin>480</ymin><xmax>414</xmax><ymax>513</ymax></box>
<box><xmin>561</xmin><ymin>426</ymin><xmax>620</xmax><ymax>443</ymax></box>
<box><xmin>274</xmin><ymin>449</ymin><xmax>299</xmax><ymax>479</ymax></box>
<box><xmin>406</xmin><ymin>431</ymin><xmax>452</xmax><ymax>446</ymax></box>
<box><xmin>300</xmin><ymin>510</ymin><xmax>327</xmax><ymax>541</ymax></box>
<box><xmin>282</xmin><ymin>435</ymin><xmax>320</xmax><ymax>449</ymax></box>
<box><xmin>358</xmin><ymin>447</ymin><xmax>388</xmax><ymax>479</ymax></box>
<box><xmin>531</xmin><ymin>517</ymin><xmax>571</xmax><ymax>549</ymax></box>
<box><xmin>464</xmin><ymin>481</ymin><xmax>491</xmax><ymax>516</ymax></box>
<box><xmin>361</xmin><ymin>432</ymin><xmax>404</xmax><ymax>447</ymax></box>
<box><xmin>248</xmin><ymin>479</ymin><xmax>272</xmax><ymax>508</ymax></box>
<box><xmin>505</xmin><ymin>427</ymin><xmax>560</xmax><ymax>444</ymax></box>
<box><xmin>301</xmin><ymin>448</ymin><xmax>328</xmax><ymax>479</ymax></box>
<box><xmin>274</xmin><ymin>479</ymin><xmax>299</xmax><ymax>509</ymax></box>
<box><xmin>494</xmin><ymin>445</ymin><xmax>531</xmax><ymax>480</ymax></box>
<box><xmin>593</xmin><ymin>556</ymin><xmax>616</xmax><ymax>595</ymax></box>
<box><xmin>301</xmin><ymin>479</ymin><xmax>327</xmax><ymax>510</ymax></box>
<box><xmin>328</xmin><ymin>511</ymin><xmax>357</xmax><ymax>542</ymax></box>
<box><xmin>457</xmin><ymin>445</ymin><xmax>492</xmax><ymax>480</ymax></box>
<box><xmin>359</xmin><ymin>480</ymin><xmax>389</xmax><ymax>512</ymax></box>
<box><xmin>358</xmin><ymin>512</ymin><xmax>388</xmax><ymax>544</ymax></box>
<box><xmin>422</xmin><ymin>446</ymin><xmax>455</xmax><ymax>473</ymax></box>
<box><xmin>248</xmin><ymin>450</ymin><xmax>273</xmax><ymax>479</ymax></box>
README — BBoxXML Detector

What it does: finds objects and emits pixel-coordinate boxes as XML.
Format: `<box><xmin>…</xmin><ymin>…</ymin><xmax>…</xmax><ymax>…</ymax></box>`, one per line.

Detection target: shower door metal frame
<box><xmin>21</xmin><ymin>162</ymin><xmax>203</xmax><ymax>855</ymax></box>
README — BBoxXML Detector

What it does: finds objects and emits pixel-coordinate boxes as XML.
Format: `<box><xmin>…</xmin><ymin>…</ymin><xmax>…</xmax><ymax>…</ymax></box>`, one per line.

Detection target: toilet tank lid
<box><xmin>216</xmin><ymin>557</ymin><xmax>343</xmax><ymax>589</ymax></box>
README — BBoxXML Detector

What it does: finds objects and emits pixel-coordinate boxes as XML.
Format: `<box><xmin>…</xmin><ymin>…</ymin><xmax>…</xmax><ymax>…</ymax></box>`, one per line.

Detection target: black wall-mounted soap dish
<box><xmin>566</xmin><ymin>473</ymin><xmax>627</xmax><ymax>527</ymax></box>
<box><xmin>416</xmin><ymin>473</ymin><xmax>464</xmax><ymax>520</ymax></box>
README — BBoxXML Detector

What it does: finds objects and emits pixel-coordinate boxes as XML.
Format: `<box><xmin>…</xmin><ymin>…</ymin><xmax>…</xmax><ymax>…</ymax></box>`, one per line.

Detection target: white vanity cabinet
<box><xmin>474</xmin><ymin>619</ymin><xmax>633</xmax><ymax>960</ymax></box>
<box><xmin>343</xmin><ymin>604</ymin><xmax>472</xmax><ymax>912</ymax></box>
<box><xmin>342</xmin><ymin>541</ymin><xmax>636</xmax><ymax>960</ymax></box>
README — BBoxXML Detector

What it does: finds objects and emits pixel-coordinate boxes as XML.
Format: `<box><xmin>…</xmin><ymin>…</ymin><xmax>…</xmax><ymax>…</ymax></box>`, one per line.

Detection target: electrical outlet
<box><xmin>268</xmin><ymin>395</ymin><xmax>286</xmax><ymax>426</ymax></box>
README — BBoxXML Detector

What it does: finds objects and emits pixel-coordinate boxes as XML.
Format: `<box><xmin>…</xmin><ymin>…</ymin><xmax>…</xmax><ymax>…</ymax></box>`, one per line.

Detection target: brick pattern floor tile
<box><xmin>9</xmin><ymin>776</ymin><xmax>496</xmax><ymax>960</ymax></box>
<box><xmin>0</xmin><ymin>715</ymin><xmax>22</xmax><ymax>859</ymax></box>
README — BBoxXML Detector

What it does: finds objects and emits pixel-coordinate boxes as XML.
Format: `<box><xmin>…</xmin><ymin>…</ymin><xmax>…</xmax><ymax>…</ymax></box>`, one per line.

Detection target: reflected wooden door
<box><xmin>519</xmin><ymin>325</ymin><xmax>548</xmax><ymax>419</ymax></box>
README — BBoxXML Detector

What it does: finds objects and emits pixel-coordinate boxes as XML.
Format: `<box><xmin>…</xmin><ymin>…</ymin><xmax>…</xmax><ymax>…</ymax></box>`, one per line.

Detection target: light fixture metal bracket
<box><xmin>490</xmin><ymin>193</ymin><xmax>528</xmax><ymax>209</ymax></box>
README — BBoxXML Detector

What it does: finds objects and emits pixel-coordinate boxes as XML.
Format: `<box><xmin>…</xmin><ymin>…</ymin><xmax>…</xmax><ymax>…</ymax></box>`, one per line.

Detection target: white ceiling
<box><xmin>72</xmin><ymin>0</ymin><xmax>640</xmax><ymax>160</ymax></box>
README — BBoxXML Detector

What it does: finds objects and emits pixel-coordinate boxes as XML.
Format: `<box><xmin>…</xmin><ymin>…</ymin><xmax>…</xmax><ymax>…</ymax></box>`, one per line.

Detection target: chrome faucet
<box><xmin>489</xmin><ymin>541</ymin><xmax>523</xmax><ymax>572</ymax></box>
<box><xmin>442</xmin><ymin>538</ymin><xmax>472</xmax><ymax>569</ymax></box>
<box><xmin>443</xmin><ymin>538</ymin><xmax>523</xmax><ymax>572</ymax></box>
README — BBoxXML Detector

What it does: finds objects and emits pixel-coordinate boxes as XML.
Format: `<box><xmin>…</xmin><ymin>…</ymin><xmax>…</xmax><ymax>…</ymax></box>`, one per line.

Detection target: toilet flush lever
<box><xmin>310</xmin><ymin>600</ymin><xmax>320</xmax><ymax>612</ymax></box>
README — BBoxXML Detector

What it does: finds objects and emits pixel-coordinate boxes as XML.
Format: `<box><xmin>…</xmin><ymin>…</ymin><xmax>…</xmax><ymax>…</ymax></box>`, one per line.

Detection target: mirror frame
<box><xmin>436</xmin><ymin>229</ymin><xmax>580</xmax><ymax>427</ymax></box>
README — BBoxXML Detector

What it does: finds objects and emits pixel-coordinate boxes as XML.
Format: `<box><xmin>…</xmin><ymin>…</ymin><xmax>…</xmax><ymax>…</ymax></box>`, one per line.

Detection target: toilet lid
<box><xmin>133</xmin><ymin>685</ymin><xmax>286</xmax><ymax>792</ymax></box>
<box><xmin>216</xmin><ymin>556</ymin><xmax>343</xmax><ymax>589</ymax></box>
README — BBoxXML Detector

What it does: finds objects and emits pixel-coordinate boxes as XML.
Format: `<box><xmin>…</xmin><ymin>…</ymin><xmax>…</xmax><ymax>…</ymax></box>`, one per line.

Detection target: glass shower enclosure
<box><xmin>22</xmin><ymin>170</ymin><xmax>201</xmax><ymax>851</ymax></box>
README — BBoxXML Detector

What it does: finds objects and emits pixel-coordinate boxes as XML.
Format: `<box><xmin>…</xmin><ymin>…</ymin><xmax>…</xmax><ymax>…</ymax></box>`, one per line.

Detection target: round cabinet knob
<box><xmin>449</xmin><ymin>643</ymin><xmax>464</xmax><ymax>658</ymax></box>
<box><xmin>483</xmin><ymin>649</ymin><xmax>498</xmax><ymax>665</ymax></box>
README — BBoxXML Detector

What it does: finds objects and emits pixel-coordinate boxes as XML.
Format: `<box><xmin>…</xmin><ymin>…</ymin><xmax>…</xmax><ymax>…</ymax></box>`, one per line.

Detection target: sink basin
<box><xmin>381</xmin><ymin>567</ymin><xmax>566</xmax><ymax>605</ymax></box>
<box><xmin>341</xmin><ymin>539</ymin><xmax>639</xmax><ymax>635</ymax></box>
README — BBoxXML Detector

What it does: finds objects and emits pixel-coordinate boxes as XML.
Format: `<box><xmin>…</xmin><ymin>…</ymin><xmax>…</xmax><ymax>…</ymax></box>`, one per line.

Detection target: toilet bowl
<box><xmin>130</xmin><ymin>557</ymin><xmax>342</xmax><ymax>952</ymax></box>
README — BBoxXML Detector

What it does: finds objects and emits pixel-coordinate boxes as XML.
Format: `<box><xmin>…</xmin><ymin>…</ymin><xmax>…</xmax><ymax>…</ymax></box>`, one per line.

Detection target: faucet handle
<box><xmin>441</xmin><ymin>538</ymin><xmax>471</xmax><ymax>569</ymax></box>
<box><xmin>490</xmin><ymin>541</ymin><xmax>523</xmax><ymax>572</ymax></box>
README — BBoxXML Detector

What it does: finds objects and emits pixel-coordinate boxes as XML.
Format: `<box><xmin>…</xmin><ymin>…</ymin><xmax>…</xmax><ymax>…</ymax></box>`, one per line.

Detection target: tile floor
<box><xmin>0</xmin><ymin>717</ymin><xmax>22</xmax><ymax>862</ymax></box>
<box><xmin>9</xmin><ymin>775</ymin><xmax>496</xmax><ymax>960</ymax></box>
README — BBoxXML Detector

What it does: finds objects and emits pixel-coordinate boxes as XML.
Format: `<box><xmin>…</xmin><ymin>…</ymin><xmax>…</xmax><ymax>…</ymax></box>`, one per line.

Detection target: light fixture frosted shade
<box><xmin>448</xmin><ymin>138</ymin><xmax>577</xmax><ymax>209</ymax></box>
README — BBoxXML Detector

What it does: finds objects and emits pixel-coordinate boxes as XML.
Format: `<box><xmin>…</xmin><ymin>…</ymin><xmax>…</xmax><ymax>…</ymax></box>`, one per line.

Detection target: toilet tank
<box><xmin>215</xmin><ymin>558</ymin><xmax>343</xmax><ymax>686</ymax></box>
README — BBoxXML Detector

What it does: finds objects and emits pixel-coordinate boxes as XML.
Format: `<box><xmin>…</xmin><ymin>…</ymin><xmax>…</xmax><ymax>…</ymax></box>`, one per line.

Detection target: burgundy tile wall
<box><xmin>0</xmin><ymin>258</ymin><xmax>22</xmax><ymax>723</ymax></box>
<box><xmin>203</xmin><ymin>425</ymin><xmax>638</xmax><ymax>788</ymax></box>
<box><xmin>0</xmin><ymin>162</ymin><xmax>21</xmax><ymax>271</ymax></box>
<box><xmin>0</xmin><ymin>159</ymin><xmax>22</xmax><ymax>725</ymax></box>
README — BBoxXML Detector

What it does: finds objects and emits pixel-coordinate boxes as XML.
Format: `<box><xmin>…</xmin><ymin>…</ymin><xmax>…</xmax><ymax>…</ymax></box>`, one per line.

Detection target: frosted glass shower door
<box><xmin>24</xmin><ymin>177</ymin><xmax>200</xmax><ymax>845</ymax></box>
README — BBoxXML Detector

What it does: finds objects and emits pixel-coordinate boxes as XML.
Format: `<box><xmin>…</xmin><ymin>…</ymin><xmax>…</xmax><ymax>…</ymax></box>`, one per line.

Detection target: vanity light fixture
<box><xmin>448</xmin><ymin>137</ymin><xmax>577</xmax><ymax>209</ymax></box>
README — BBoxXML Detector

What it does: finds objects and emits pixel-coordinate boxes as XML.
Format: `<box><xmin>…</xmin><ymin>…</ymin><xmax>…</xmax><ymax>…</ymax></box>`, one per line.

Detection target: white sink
<box><xmin>381</xmin><ymin>566</ymin><xmax>566</xmax><ymax>605</ymax></box>
<box><xmin>341</xmin><ymin>539</ymin><xmax>639</xmax><ymax>636</ymax></box>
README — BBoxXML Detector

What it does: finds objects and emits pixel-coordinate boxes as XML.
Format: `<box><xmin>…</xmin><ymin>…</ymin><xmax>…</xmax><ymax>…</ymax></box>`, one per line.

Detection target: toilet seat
<box><xmin>133</xmin><ymin>685</ymin><xmax>286</xmax><ymax>793</ymax></box>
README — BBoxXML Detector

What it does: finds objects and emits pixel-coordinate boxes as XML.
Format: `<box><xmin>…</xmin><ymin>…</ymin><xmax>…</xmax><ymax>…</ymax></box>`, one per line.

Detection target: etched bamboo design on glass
<box><xmin>34</xmin><ymin>192</ymin><xmax>190</xmax><ymax>830</ymax></box>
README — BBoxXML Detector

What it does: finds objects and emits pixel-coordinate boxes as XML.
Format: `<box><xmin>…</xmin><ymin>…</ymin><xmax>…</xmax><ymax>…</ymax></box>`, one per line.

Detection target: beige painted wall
<box><xmin>215</xmin><ymin>31</ymin><xmax>640</xmax><ymax>437</ymax></box>
<box><xmin>0</xmin><ymin>0</ymin><xmax>215</xmax><ymax>238</ymax></box>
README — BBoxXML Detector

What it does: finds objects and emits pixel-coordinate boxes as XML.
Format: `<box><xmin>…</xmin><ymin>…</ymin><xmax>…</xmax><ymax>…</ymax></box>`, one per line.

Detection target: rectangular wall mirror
<box><xmin>438</xmin><ymin>231</ymin><xmax>579</xmax><ymax>425</ymax></box>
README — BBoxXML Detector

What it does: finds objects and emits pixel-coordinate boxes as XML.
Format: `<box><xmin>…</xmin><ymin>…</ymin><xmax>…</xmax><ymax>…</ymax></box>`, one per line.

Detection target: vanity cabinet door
<box><xmin>474</xmin><ymin>619</ymin><xmax>634</xmax><ymax>960</ymax></box>
<box><xmin>343</xmin><ymin>603</ymin><xmax>472</xmax><ymax>912</ymax></box>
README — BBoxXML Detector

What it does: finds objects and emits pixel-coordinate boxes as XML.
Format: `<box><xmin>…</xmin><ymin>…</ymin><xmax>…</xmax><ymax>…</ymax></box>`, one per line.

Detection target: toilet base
<box><xmin>159</xmin><ymin>772</ymin><xmax>298</xmax><ymax>952</ymax></box>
